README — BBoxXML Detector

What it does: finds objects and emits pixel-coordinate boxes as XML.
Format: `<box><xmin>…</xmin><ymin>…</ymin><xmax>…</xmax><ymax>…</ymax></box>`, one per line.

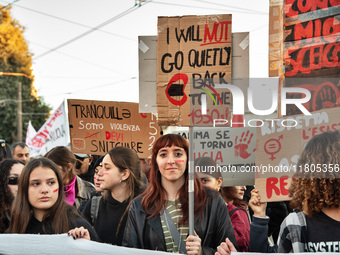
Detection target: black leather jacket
<box><xmin>122</xmin><ymin>189</ymin><xmax>238</xmax><ymax>255</ymax></box>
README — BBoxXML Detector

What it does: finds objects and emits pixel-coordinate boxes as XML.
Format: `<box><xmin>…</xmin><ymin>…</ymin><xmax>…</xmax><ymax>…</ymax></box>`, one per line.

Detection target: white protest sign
<box><xmin>172</xmin><ymin>127</ymin><xmax>256</xmax><ymax>186</ymax></box>
<box><xmin>27</xmin><ymin>102</ymin><xmax>69</xmax><ymax>157</ymax></box>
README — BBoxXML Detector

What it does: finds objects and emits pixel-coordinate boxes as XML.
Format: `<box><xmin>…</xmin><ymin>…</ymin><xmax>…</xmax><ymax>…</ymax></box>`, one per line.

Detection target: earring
<box><xmin>119</xmin><ymin>179</ymin><xmax>127</xmax><ymax>188</ymax></box>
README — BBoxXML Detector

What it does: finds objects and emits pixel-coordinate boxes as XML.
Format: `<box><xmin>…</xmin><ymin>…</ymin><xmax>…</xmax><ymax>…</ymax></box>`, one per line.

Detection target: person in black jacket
<box><xmin>122</xmin><ymin>134</ymin><xmax>237</xmax><ymax>255</ymax></box>
<box><xmin>7</xmin><ymin>157</ymin><xmax>99</xmax><ymax>241</ymax></box>
<box><xmin>81</xmin><ymin>147</ymin><xmax>145</xmax><ymax>245</ymax></box>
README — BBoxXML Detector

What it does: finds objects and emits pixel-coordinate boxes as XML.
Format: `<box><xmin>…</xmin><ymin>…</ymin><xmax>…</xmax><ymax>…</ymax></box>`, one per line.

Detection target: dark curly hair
<box><xmin>0</xmin><ymin>159</ymin><xmax>24</xmax><ymax>232</ymax></box>
<box><xmin>289</xmin><ymin>130</ymin><xmax>340</xmax><ymax>217</ymax></box>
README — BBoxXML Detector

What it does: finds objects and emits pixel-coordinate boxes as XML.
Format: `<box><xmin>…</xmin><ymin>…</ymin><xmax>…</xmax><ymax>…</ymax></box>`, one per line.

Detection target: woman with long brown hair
<box><xmin>7</xmin><ymin>157</ymin><xmax>98</xmax><ymax>240</ymax></box>
<box><xmin>123</xmin><ymin>134</ymin><xmax>236</xmax><ymax>254</ymax></box>
<box><xmin>195</xmin><ymin>157</ymin><xmax>250</xmax><ymax>252</ymax></box>
<box><xmin>81</xmin><ymin>147</ymin><xmax>145</xmax><ymax>245</ymax></box>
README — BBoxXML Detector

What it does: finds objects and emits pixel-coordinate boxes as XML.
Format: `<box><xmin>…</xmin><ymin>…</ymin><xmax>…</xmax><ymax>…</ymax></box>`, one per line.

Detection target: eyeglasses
<box><xmin>8</xmin><ymin>177</ymin><xmax>19</xmax><ymax>185</ymax></box>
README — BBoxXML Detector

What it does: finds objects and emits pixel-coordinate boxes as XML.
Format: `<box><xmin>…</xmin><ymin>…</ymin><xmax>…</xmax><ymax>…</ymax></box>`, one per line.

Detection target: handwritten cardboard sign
<box><xmin>157</xmin><ymin>14</ymin><xmax>232</xmax><ymax>126</ymax></box>
<box><xmin>140</xmin><ymin>32</ymin><xmax>249</xmax><ymax>119</ymax></box>
<box><xmin>269</xmin><ymin>0</ymin><xmax>340</xmax><ymax>115</ymax></box>
<box><xmin>268</xmin><ymin>0</ymin><xmax>284</xmax><ymax>77</ymax></box>
<box><xmin>284</xmin><ymin>0</ymin><xmax>340</xmax><ymax>78</ymax></box>
<box><xmin>172</xmin><ymin>127</ymin><xmax>256</xmax><ymax>186</ymax></box>
<box><xmin>67</xmin><ymin>99</ymin><xmax>160</xmax><ymax>158</ymax></box>
<box><xmin>255</xmin><ymin>106</ymin><xmax>340</xmax><ymax>202</ymax></box>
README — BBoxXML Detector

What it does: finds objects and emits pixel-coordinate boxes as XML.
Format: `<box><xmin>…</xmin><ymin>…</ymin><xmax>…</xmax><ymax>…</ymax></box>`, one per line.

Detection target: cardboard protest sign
<box><xmin>157</xmin><ymin>14</ymin><xmax>232</xmax><ymax>126</ymax></box>
<box><xmin>67</xmin><ymin>99</ymin><xmax>160</xmax><ymax>158</ymax></box>
<box><xmin>269</xmin><ymin>0</ymin><xmax>340</xmax><ymax>115</ymax></box>
<box><xmin>27</xmin><ymin>102</ymin><xmax>69</xmax><ymax>157</ymax></box>
<box><xmin>255</xmin><ymin>106</ymin><xmax>340</xmax><ymax>202</ymax></box>
<box><xmin>284</xmin><ymin>0</ymin><xmax>340</xmax><ymax>78</ymax></box>
<box><xmin>284</xmin><ymin>1</ymin><xmax>340</xmax><ymax>114</ymax></box>
<box><xmin>140</xmin><ymin>32</ymin><xmax>249</xmax><ymax>117</ymax></box>
<box><xmin>139</xmin><ymin>36</ymin><xmax>158</xmax><ymax>113</ymax></box>
<box><xmin>268</xmin><ymin>0</ymin><xmax>284</xmax><ymax>77</ymax></box>
<box><xmin>171</xmin><ymin>127</ymin><xmax>256</xmax><ymax>186</ymax></box>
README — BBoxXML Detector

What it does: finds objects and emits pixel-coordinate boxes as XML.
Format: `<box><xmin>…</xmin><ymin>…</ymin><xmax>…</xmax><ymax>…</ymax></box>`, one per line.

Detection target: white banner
<box><xmin>27</xmin><ymin>102</ymin><xmax>69</xmax><ymax>157</ymax></box>
<box><xmin>0</xmin><ymin>234</ymin><xmax>334</xmax><ymax>255</ymax></box>
<box><xmin>0</xmin><ymin>234</ymin><xmax>169</xmax><ymax>255</ymax></box>
<box><xmin>25</xmin><ymin>120</ymin><xmax>37</xmax><ymax>145</ymax></box>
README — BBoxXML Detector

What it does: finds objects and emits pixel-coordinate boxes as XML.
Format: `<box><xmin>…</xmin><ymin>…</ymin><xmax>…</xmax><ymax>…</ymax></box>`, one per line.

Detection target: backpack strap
<box><xmin>90</xmin><ymin>196</ymin><xmax>102</xmax><ymax>225</ymax></box>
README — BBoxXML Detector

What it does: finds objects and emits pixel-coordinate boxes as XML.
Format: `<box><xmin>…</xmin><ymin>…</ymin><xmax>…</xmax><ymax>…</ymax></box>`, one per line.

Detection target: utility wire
<box><xmin>29</xmin><ymin>41</ymin><xmax>130</xmax><ymax>77</ymax></box>
<box><xmin>190</xmin><ymin>0</ymin><xmax>268</xmax><ymax>15</ymax></box>
<box><xmin>34</xmin><ymin>2</ymin><xmax>148</xmax><ymax>60</ymax></box>
<box><xmin>150</xmin><ymin>0</ymin><xmax>268</xmax><ymax>15</ymax></box>
<box><xmin>0</xmin><ymin>0</ymin><xmax>19</xmax><ymax>10</ymax></box>
<box><xmin>13</xmin><ymin>4</ymin><xmax>135</xmax><ymax>42</ymax></box>
<box><xmin>41</xmin><ymin>77</ymin><xmax>136</xmax><ymax>97</ymax></box>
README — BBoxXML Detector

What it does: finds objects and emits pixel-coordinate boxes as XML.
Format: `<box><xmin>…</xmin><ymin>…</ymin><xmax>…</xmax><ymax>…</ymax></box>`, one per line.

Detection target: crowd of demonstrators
<box><xmin>216</xmin><ymin>130</ymin><xmax>340</xmax><ymax>255</ymax></box>
<box><xmin>0</xmin><ymin>159</ymin><xmax>24</xmax><ymax>233</ymax></box>
<box><xmin>122</xmin><ymin>134</ymin><xmax>237</xmax><ymax>255</ymax></box>
<box><xmin>7</xmin><ymin>157</ymin><xmax>99</xmax><ymax>241</ymax></box>
<box><xmin>195</xmin><ymin>157</ymin><xmax>250</xmax><ymax>252</ymax></box>
<box><xmin>45</xmin><ymin>146</ymin><xmax>95</xmax><ymax>209</ymax></box>
<box><xmin>11</xmin><ymin>142</ymin><xmax>30</xmax><ymax>164</ymax></box>
<box><xmin>277</xmin><ymin>131</ymin><xmax>340</xmax><ymax>253</ymax></box>
<box><xmin>1</xmin><ymin>130</ymin><xmax>339</xmax><ymax>254</ymax></box>
<box><xmin>81</xmin><ymin>147</ymin><xmax>145</xmax><ymax>245</ymax></box>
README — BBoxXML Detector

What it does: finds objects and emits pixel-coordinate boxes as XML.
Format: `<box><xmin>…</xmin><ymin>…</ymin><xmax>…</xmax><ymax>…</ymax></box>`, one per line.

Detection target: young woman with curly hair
<box><xmin>122</xmin><ymin>134</ymin><xmax>237</xmax><ymax>255</ymax></box>
<box><xmin>0</xmin><ymin>159</ymin><xmax>24</xmax><ymax>233</ymax></box>
<box><xmin>278</xmin><ymin>130</ymin><xmax>340</xmax><ymax>253</ymax></box>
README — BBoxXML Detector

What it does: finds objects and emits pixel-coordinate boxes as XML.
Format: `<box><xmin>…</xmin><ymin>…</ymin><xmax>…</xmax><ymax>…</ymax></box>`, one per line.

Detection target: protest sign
<box><xmin>269</xmin><ymin>0</ymin><xmax>340</xmax><ymax>115</ymax></box>
<box><xmin>139</xmin><ymin>35</ymin><xmax>158</xmax><ymax>113</ymax></box>
<box><xmin>140</xmin><ymin>32</ymin><xmax>249</xmax><ymax>116</ymax></box>
<box><xmin>269</xmin><ymin>0</ymin><xmax>284</xmax><ymax>77</ymax></box>
<box><xmin>284</xmin><ymin>0</ymin><xmax>340</xmax><ymax>78</ymax></box>
<box><xmin>172</xmin><ymin>126</ymin><xmax>256</xmax><ymax>186</ymax></box>
<box><xmin>157</xmin><ymin>14</ymin><xmax>232</xmax><ymax>126</ymax></box>
<box><xmin>255</xmin><ymin>106</ymin><xmax>340</xmax><ymax>202</ymax></box>
<box><xmin>27</xmin><ymin>102</ymin><xmax>69</xmax><ymax>157</ymax></box>
<box><xmin>67</xmin><ymin>99</ymin><xmax>160</xmax><ymax>158</ymax></box>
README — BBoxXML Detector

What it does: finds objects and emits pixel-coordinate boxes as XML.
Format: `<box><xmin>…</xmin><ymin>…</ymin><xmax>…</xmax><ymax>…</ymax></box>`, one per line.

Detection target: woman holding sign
<box><xmin>7</xmin><ymin>158</ymin><xmax>98</xmax><ymax>241</ymax></box>
<box><xmin>123</xmin><ymin>134</ymin><xmax>237</xmax><ymax>254</ymax></box>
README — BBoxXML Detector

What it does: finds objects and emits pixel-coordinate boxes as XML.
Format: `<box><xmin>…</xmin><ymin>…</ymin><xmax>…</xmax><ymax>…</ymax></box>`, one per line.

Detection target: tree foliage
<box><xmin>0</xmin><ymin>6</ymin><xmax>51</xmax><ymax>145</ymax></box>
